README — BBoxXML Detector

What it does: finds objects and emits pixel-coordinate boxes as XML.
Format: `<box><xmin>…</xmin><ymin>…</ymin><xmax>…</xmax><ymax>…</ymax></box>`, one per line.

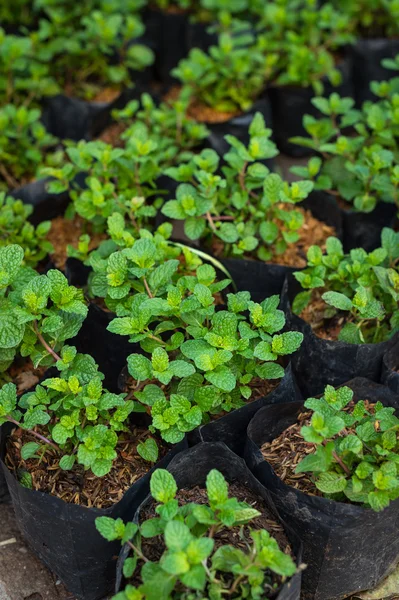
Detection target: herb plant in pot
<box><xmin>290</xmin><ymin>90</ymin><xmax>399</xmax><ymax>251</ymax></box>
<box><xmin>245</xmin><ymin>382</ymin><xmax>399</xmax><ymax>599</ymax></box>
<box><xmin>97</xmin><ymin>442</ymin><xmax>303</xmax><ymax>600</ymax></box>
<box><xmin>282</xmin><ymin>228</ymin><xmax>399</xmax><ymax>396</ymax></box>
<box><xmin>259</xmin><ymin>0</ymin><xmax>354</xmax><ymax>156</ymax></box>
<box><xmin>171</xmin><ymin>29</ymin><xmax>276</xmax><ymax>155</ymax></box>
<box><xmin>162</xmin><ymin>112</ymin><xmax>340</xmax><ymax>301</ymax></box>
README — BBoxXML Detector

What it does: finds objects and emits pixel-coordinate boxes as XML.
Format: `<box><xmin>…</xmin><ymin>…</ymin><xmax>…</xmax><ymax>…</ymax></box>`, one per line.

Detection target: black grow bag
<box><xmin>269</xmin><ymin>58</ymin><xmax>353</xmax><ymax>157</ymax></box>
<box><xmin>281</xmin><ymin>276</ymin><xmax>399</xmax><ymax>397</ymax></box>
<box><xmin>193</xmin><ymin>364</ymin><xmax>303</xmax><ymax>456</ymax></box>
<box><xmin>307</xmin><ymin>190</ymin><xmax>397</xmax><ymax>252</ymax></box>
<box><xmin>0</xmin><ymin>425</ymin><xmax>187</xmax><ymax>600</ymax></box>
<box><xmin>10</xmin><ymin>178</ymin><xmax>70</xmax><ymax>225</ymax></box>
<box><xmin>351</xmin><ymin>39</ymin><xmax>399</xmax><ymax>106</ymax></box>
<box><xmin>245</xmin><ymin>377</ymin><xmax>399</xmax><ymax>600</ymax></box>
<box><xmin>71</xmin><ymin>303</ymin><xmax>137</xmax><ymax>394</ymax></box>
<box><xmin>381</xmin><ymin>337</ymin><xmax>399</xmax><ymax>395</ymax></box>
<box><xmin>115</xmin><ymin>442</ymin><xmax>303</xmax><ymax>600</ymax></box>
<box><xmin>41</xmin><ymin>85</ymin><xmax>151</xmax><ymax>141</ymax></box>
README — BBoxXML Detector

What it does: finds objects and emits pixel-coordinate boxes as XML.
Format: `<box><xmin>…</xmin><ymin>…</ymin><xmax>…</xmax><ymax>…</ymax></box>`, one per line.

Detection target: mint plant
<box><xmin>0</xmin><ymin>104</ymin><xmax>58</xmax><ymax>190</ymax></box>
<box><xmin>32</xmin><ymin>9</ymin><xmax>153</xmax><ymax>99</ymax></box>
<box><xmin>296</xmin><ymin>384</ymin><xmax>399</xmax><ymax>512</ymax></box>
<box><xmin>162</xmin><ymin>113</ymin><xmax>314</xmax><ymax>261</ymax></box>
<box><xmin>112</xmin><ymin>92</ymin><xmax>209</xmax><ymax>168</ymax></box>
<box><xmin>42</xmin><ymin>140</ymin><xmax>163</xmax><ymax>234</ymax></box>
<box><xmin>96</xmin><ymin>468</ymin><xmax>296</xmax><ymax>599</ymax></box>
<box><xmin>293</xmin><ymin>228</ymin><xmax>399</xmax><ymax>344</ymax></box>
<box><xmin>332</xmin><ymin>0</ymin><xmax>399</xmax><ymax>37</ymax></box>
<box><xmin>1</xmin><ymin>349</ymin><xmax>146</xmax><ymax>477</ymax></box>
<box><xmin>290</xmin><ymin>88</ymin><xmax>399</xmax><ymax>214</ymax></box>
<box><xmin>107</xmin><ymin>243</ymin><xmax>303</xmax><ymax>440</ymax></box>
<box><xmin>172</xmin><ymin>30</ymin><xmax>277</xmax><ymax>113</ymax></box>
<box><xmin>0</xmin><ymin>244</ymin><xmax>87</xmax><ymax>375</ymax></box>
<box><xmin>0</xmin><ymin>193</ymin><xmax>53</xmax><ymax>267</ymax></box>
<box><xmin>0</xmin><ymin>28</ymin><xmax>59</xmax><ymax>106</ymax></box>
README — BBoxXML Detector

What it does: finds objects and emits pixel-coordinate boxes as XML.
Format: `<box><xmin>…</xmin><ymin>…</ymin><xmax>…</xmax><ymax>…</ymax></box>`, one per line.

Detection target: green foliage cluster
<box><xmin>331</xmin><ymin>0</ymin><xmax>399</xmax><ymax>37</ymax></box>
<box><xmin>293</xmin><ymin>228</ymin><xmax>399</xmax><ymax>344</ymax></box>
<box><xmin>96</xmin><ymin>468</ymin><xmax>296</xmax><ymax>599</ymax></box>
<box><xmin>0</xmin><ymin>244</ymin><xmax>87</xmax><ymax>375</ymax></box>
<box><xmin>291</xmin><ymin>61</ymin><xmax>399</xmax><ymax>215</ymax></box>
<box><xmin>98</xmin><ymin>234</ymin><xmax>303</xmax><ymax>441</ymax></box>
<box><xmin>0</xmin><ymin>193</ymin><xmax>53</xmax><ymax>267</ymax></box>
<box><xmin>0</xmin><ymin>347</ymin><xmax>155</xmax><ymax>478</ymax></box>
<box><xmin>296</xmin><ymin>385</ymin><xmax>399</xmax><ymax>512</ymax></box>
<box><xmin>113</xmin><ymin>92</ymin><xmax>209</xmax><ymax>167</ymax></box>
<box><xmin>162</xmin><ymin>113</ymin><xmax>314</xmax><ymax>261</ymax></box>
<box><xmin>42</xmin><ymin>139</ymin><xmax>164</xmax><ymax>234</ymax></box>
<box><xmin>0</xmin><ymin>104</ymin><xmax>58</xmax><ymax>190</ymax></box>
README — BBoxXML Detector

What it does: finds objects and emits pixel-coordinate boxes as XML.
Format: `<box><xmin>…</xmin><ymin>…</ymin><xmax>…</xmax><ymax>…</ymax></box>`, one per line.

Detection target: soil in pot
<box><xmin>260</xmin><ymin>399</ymin><xmax>376</xmax><ymax>499</ymax></box>
<box><xmin>7</xmin><ymin>358</ymin><xmax>48</xmax><ymax>396</ymax></box>
<box><xmin>5</xmin><ymin>424</ymin><xmax>169</xmax><ymax>509</ymax></box>
<box><xmin>211</xmin><ymin>205</ymin><xmax>336</xmax><ymax>269</ymax></box>
<box><xmin>47</xmin><ymin>215</ymin><xmax>106</xmax><ymax>270</ymax></box>
<box><xmin>164</xmin><ymin>85</ymin><xmax>240</xmax><ymax>123</ymax></box>
<box><xmin>298</xmin><ymin>289</ymin><xmax>347</xmax><ymax>341</ymax></box>
<box><xmin>131</xmin><ymin>481</ymin><xmax>294</xmax><ymax>596</ymax></box>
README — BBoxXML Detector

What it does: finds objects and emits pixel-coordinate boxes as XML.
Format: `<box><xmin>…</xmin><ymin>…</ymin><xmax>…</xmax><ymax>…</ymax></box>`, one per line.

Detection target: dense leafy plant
<box><xmin>293</xmin><ymin>228</ymin><xmax>399</xmax><ymax>344</ymax></box>
<box><xmin>296</xmin><ymin>384</ymin><xmax>399</xmax><ymax>512</ymax></box>
<box><xmin>0</xmin><ymin>193</ymin><xmax>53</xmax><ymax>267</ymax></box>
<box><xmin>0</xmin><ymin>104</ymin><xmax>58</xmax><ymax>190</ymax></box>
<box><xmin>162</xmin><ymin>113</ymin><xmax>314</xmax><ymax>261</ymax></box>
<box><xmin>256</xmin><ymin>0</ymin><xmax>354</xmax><ymax>93</ymax></box>
<box><xmin>31</xmin><ymin>6</ymin><xmax>153</xmax><ymax>99</ymax></box>
<box><xmin>0</xmin><ymin>348</ymin><xmax>149</xmax><ymax>477</ymax></box>
<box><xmin>113</xmin><ymin>92</ymin><xmax>209</xmax><ymax>167</ymax></box>
<box><xmin>290</xmin><ymin>89</ymin><xmax>399</xmax><ymax>214</ymax></box>
<box><xmin>172</xmin><ymin>29</ymin><xmax>277</xmax><ymax>112</ymax></box>
<box><xmin>104</xmin><ymin>236</ymin><xmax>303</xmax><ymax>441</ymax></box>
<box><xmin>0</xmin><ymin>244</ymin><xmax>87</xmax><ymax>375</ymax></box>
<box><xmin>331</xmin><ymin>0</ymin><xmax>399</xmax><ymax>37</ymax></box>
<box><xmin>42</xmin><ymin>140</ymin><xmax>163</xmax><ymax>233</ymax></box>
<box><xmin>96</xmin><ymin>468</ymin><xmax>296</xmax><ymax>599</ymax></box>
<box><xmin>0</xmin><ymin>28</ymin><xmax>59</xmax><ymax>105</ymax></box>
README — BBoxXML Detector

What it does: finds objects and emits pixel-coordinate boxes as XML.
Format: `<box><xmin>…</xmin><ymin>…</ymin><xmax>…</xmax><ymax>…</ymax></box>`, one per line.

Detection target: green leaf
<box><xmin>137</xmin><ymin>438</ymin><xmax>159</xmax><ymax>463</ymax></box>
<box><xmin>59</xmin><ymin>455</ymin><xmax>76</xmax><ymax>470</ymax></box>
<box><xmin>127</xmin><ymin>354</ymin><xmax>152</xmax><ymax>381</ymax></box>
<box><xmin>315</xmin><ymin>471</ymin><xmax>348</xmax><ymax>494</ymax></box>
<box><xmin>161</xmin><ymin>551</ymin><xmax>190</xmax><ymax>575</ymax></box>
<box><xmin>322</xmin><ymin>291</ymin><xmax>353</xmax><ymax>311</ymax></box>
<box><xmin>205</xmin><ymin>366</ymin><xmax>236</xmax><ymax>392</ymax></box>
<box><xmin>150</xmin><ymin>469</ymin><xmax>177</xmax><ymax>503</ymax></box>
<box><xmin>95</xmin><ymin>516</ymin><xmax>125</xmax><ymax>541</ymax></box>
<box><xmin>164</xmin><ymin>521</ymin><xmax>192</xmax><ymax>551</ymax></box>
<box><xmin>206</xmin><ymin>469</ymin><xmax>228</xmax><ymax>505</ymax></box>
<box><xmin>271</xmin><ymin>332</ymin><xmax>303</xmax><ymax>355</ymax></box>
<box><xmin>21</xmin><ymin>442</ymin><xmax>40</xmax><ymax>460</ymax></box>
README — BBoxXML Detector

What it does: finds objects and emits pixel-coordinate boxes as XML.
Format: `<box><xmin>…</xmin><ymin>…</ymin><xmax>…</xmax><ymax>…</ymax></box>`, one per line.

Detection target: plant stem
<box><xmin>33</xmin><ymin>321</ymin><xmax>61</xmax><ymax>362</ymax></box>
<box><xmin>332</xmin><ymin>449</ymin><xmax>351</xmax><ymax>475</ymax></box>
<box><xmin>6</xmin><ymin>417</ymin><xmax>60</xmax><ymax>452</ymax></box>
<box><xmin>127</xmin><ymin>540</ymin><xmax>149</xmax><ymax>563</ymax></box>
<box><xmin>143</xmin><ymin>278</ymin><xmax>153</xmax><ymax>298</ymax></box>
<box><xmin>206</xmin><ymin>212</ymin><xmax>217</xmax><ymax>232</ymax></box>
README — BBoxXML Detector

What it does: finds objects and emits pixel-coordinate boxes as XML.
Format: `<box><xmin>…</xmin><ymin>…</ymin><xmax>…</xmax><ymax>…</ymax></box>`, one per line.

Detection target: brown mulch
<box><xmin>260</xmin><ymin>400</ymin><xmax>376</xmax><ymax>497</ymax></box>
<box><xmin>92</xmin><ymin>87</ymin><xmax>121</xmax><ymax>103</ymax></box>
<box><xmin>8</xmin><ymin>359</ymin><xmax>47</xmax><ymax>395</ymax></box>
<box><xmin>6</xmin><ymin>425</ymin><xmax>167</xmax><ymax>509</ymax></box>
<box><xmin>134</xmin><ymin>482</ymin><xmax>293</xmax><ymax>595</ymax></box>
<box><xmin>299</xmin><ymin>289</ymin><xmax>347</xmax><ymax>341</ymax></box>
<box><xmin>47</xmin><ymin>215</ymin><xmax>106</xmax><ymax>270</ymax></box>
<box><xmin>98</xmin><ymin>122</ymin><xmax>126</xmax><ymax>146</ymax></box>
<box><xmin>163</xmin><ymin>85</ymin><xmax>240</xmax><ymax>123</ymax></box>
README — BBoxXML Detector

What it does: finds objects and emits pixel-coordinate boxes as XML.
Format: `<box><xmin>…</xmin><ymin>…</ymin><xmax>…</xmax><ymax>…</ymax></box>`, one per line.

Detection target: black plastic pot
<box><xmin>381</xmin><ymin>337</ymin><xmax>399</xmax><ymax>395</ymax></box>
<box><xmin>245</xmin><ymin>377</ymin><xmax>399</xmax><ymax>600</ymax></box>
<box><xmin>0</xmin><ymin>424</ymin><xmax>187</xmax><ymax>600</ymax></box>
<box><xmin>269</xmin><ymin>58</ymin><xmax>353</xmax><ymax>157</ymax></box>
<box><xmin>10</xmin><ymin>178</ymin><xmax>70</xmax><ymax>225</ymax></box>
<box><xmin>71</xmin><ymin>303</ymin><xmax>137</xmax><ymax>394</ymax></box>
<box><xmin>281</xmin><ymin>275</ymin><xmax>399</xmax><ymax>397</ymax></box>
<box><xmin>115</xmin><ymin>442</ymin><xmax>303</xmax><ymax>600</ymax></box>
<box><xmin>186</xmin><ymin>19</ymin><xmax>217</xmax><ymax>52</ymax></box>
<box><xmin>351</xmin><ymin>39</ymin><xmax>399</xmax><ymax>106</ymax></box>
<box><xmin>307</xmin><ymin>190</ymin><xmax>397</xmax><ymax>252</ymax></box>
<box><xmin>193</xmin><ymin>364</ymin><xmax>303</xmax><ymax>456</ymax></box>
<box><xmin>41</xmin><ymin>85</ymin><xmax>150</xmax><ymax>141</ymax></box>
<box><xmin>205</xmin><ymin>96</ymin><xmax>274</xmax><ymax>164</ymax></box>
<box><xmin>144</xmin><ymin>8</ymin><xmax>189</xmax><ymax>85</ymax></box>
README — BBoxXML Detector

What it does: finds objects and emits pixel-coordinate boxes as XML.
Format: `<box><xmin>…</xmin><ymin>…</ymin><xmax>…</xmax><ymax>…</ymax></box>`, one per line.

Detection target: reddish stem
<box><xmin>6</xmin><ymin>417</ymin><xmax>60</xmax><ymax>452</ymax></box>
<box><xmin>33</xmin><ymin>321</ymin><xmax>61</xmax><ymax>362</ymax></box>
